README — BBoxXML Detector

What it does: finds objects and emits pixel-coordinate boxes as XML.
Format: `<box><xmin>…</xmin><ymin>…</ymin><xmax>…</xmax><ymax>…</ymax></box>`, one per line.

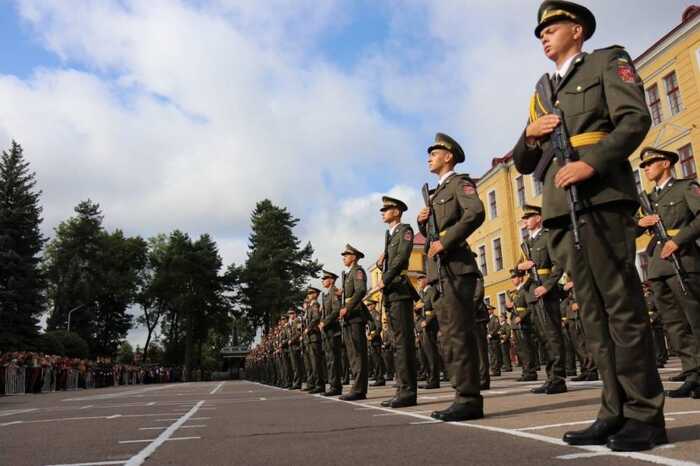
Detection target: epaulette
<box><xmin>594</xmin><ymin>44</ymin><xmax>625</xmax><ymax>52</ymax></box>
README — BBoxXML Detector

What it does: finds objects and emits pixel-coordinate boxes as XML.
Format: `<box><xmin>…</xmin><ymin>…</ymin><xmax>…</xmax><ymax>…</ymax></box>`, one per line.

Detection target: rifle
<box><xmin>534</xmin><ymin>74</ymin><xmax>582</xmax><ymax>251</ymax></box>
<box><xmin>421</xmin><ymin>183</ymin><xmax>444</xmax><ymax>294</ymax></box>
<box><xmin>340</xmin><ymin>271</ymin><xmax>347</xmax><ymax>343</ymax></box>
<box><xmin>639</xmin><ymin>191</ymin><xmax>689</xmax><ymax>295</ymax></box>
<box><xmin>520</xmin><ymin>241</ymin><xmax>548</xmax><ymax>322</ymax></box>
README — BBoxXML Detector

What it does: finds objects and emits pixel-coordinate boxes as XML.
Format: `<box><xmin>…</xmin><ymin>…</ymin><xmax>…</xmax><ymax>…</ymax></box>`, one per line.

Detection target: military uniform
<box><xmin>367</xmin><ymin>304</ymin><xmax>386</xmax><ymax>386</ymax></box>
<box><xmin>340</xmin><ymin>245</ymin><xmax>370</xmax><ymax>400</ymax></box>
<box><xmin>498</xmin><ymin>318</ymin><xmax>513</xmax><ymax>372</ymax></box>
<box><xmin>487</xmin><ymin>312</ymin><xmax>503</xmax><ymax>376</ymax></box>
<box><xmin>506</xmin><ymin>275</ymin><xmax>538</xmax><ymax>381</ymax></box>
<box><xmin>513</xmin><ymin>0</ymin><xmax>666</xmax><ymax>450</ymax></box>
<box><xmin>519</xmin><ymin>220</ymin><xmax>567</xmax><ymax>392</ymax></box>
<box><xmin>305</xmin><ymin>289</ymin><xmax>327</xmax><ymax>393</ymax></box>
<box><xmin>321</xmin><ymin>271</ymin><xmax>343</xmax><ymax>395</ymax></box>
<box><xmin>417</xmin><ymin>280</ymin><xmax>441</xmax><ymax>388</ymax></box>
<box><xmin>646</xmin><ymin>289</ymin><xmax>668</xmax><ymax>368</ymax></box>
<box><xmin>419</xmin><ymin>133</ymin><xmax>485</xmax><ymax>421</ymax></box>
<box><xmin>637</xmin><ymin>147</ymin><xmax>700</xmax><ymax>396</ymax></box>
<box><xmin>379</xmin><ymin>197</ymin><xmax>418</xmax><ymax>406</ymax></box>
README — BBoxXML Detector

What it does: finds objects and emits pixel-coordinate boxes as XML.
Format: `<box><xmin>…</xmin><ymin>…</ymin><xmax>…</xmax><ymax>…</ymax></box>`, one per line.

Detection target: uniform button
<box><xmin>576</xmin><ymin>86</ymin><xmax>582</xmax><ymax>91</ymax></box>
<box><xmin>555</xmin><ymin>100</ymin><xmax>560</xmax><ymax>107</ymax></box>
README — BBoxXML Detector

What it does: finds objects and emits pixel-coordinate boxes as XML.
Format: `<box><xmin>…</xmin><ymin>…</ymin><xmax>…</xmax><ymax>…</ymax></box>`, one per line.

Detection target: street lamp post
<box><xmin>66</xmin><ymin>304</ymin><xmax>85</xmax><ymax>334</ymax></box>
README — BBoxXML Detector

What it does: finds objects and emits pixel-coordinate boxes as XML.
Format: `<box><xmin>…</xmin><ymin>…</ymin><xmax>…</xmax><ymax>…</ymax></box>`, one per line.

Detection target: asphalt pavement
<box><xmin>1</xmin><ymin>358</ymin><xmax>699</xmax><ymax>466</ymax></box>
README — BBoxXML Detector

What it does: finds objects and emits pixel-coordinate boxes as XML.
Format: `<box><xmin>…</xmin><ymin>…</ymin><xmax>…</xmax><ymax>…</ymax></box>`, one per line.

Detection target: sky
<box><xmin>0</xmin><ymin>0</ymin><xmax>692</xmax><ymax>347</ymax></box>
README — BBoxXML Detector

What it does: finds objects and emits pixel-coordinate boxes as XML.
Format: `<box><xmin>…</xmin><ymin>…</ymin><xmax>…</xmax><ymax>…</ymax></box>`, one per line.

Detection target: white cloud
<box><xmin>1</xmin><ymin>0</ymin><xmax>691</xmax><ymax>347</ymax></box>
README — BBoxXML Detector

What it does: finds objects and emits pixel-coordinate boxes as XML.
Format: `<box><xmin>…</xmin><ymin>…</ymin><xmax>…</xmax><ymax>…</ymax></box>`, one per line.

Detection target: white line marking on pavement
<box><xmin>0</xmin><ymin>408</ymin><xmax>38</xmax><ymax>417</ymax></box>
<box><xmin>123</xmin><ymin>401</ymin><xmax>205</xmax><ymax>466</ymax></box>
<box><xmin>190</xmin><ymin>417</ymin><xmax>211</xmax><ymax>420</ymax></box>
<box><xmin>418</xmin><ymin>396</ymin><xmax>438</xmax><ymax>400</ymax></box>
<box><xmin>520</xmin><ymin>410</ymin><xmax>700</xmax><ymax>432</ymax></box>
<box><xmin>259</xmin><ymin>397</ymin><xmax>267</xmax><ymax>401</ymax></box>
<box><xmin>410</xmin><ymin>420</ymin><xmax>441</xmax><ymax>425</ymax></box>
<box><xmin>557</xmin><ymin>445</ymin><xmax>676</xmax><ymax>461</ymax></box>
<box><xmin>180</xmin><ymin>425</ymin><xmax>207</xmax><ymax>428</ymax></box>
<box><xmin>139</xmin><ymin>427</ymin><xmax>165</xmax><ymax>431</ymax></box>
<box><xmin>80</xmin><ymin>405</ymin><xmax>94</xmax><ymax>410</ymax></box>
<box><xmin>146</xmin><ymin>402</ymin><xmax>156</xmax><ymax>406</ymax></box>
<box><xmin>63</xmin><ymin>384</ymin><xmax>181</xmax><ymax>401</ymax></box>
<box><xmin>210</xmin><ymin>382</ymin><xmax>225</xmax><ymax>395</ymax></box>
<box><xmin>153</xmin><ymin>419</ymin><xmax>178</xmax><ymax>422</ymax></box>
<box><xmin>107</xmin><ymin>415</ymin><xmax>121</xmax><ymax>419</ymax></box>
<box><xmin>45</xmin><ymin>461</ymin><xmax>127</xmax><ymax>466</ymax></box>
<box><xmin>0</xmin><ymin>421</ymin><xmax>23</xmax><ymax>426</ymax></box>
<box><xmin>120</xmin><ymin>436</ymin><xmax>201</xmax><ymax>444</ymax></box>
<box><xmin>373</xmin><ymin>413</ymin><xmax>401</xmax><ymax>417</ymax></box>
<box><xmin>319</xmin><ymin>395</ymin><xmax>700</xmax><ymax>466</ymax></box>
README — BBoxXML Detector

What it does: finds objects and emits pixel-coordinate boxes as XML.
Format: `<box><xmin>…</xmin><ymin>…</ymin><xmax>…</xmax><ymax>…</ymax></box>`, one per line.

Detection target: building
<box><xmin>368</xmin><ymin>232</ymin><xmax>427</xmax><ymax>299</ymax></box>
<box><xmin>630</xmin><ymin>5</ymin><xmax>700</xmax><ymax>280</ymax></box>
<box><xmin>470</xmin><ymin>5</ymin><xmax>700</xmax><ymax>309</ymax></box>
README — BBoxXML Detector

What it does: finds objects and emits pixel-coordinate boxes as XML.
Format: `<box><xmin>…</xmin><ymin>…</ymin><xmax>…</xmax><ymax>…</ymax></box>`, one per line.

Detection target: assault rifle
<box><xmin>639</xmin><ymin>191</ymin><xmax>688</xmax><ymax>295</ymax></box>
<box><xmin>421</xmin><ymin>183</ymin><xmax>444</xmax><ymax>294</ymax></box>
<box><xmin>534</xmin><ymin>74</ymin><xmax>582</xmax><ymax>250</ymax></box>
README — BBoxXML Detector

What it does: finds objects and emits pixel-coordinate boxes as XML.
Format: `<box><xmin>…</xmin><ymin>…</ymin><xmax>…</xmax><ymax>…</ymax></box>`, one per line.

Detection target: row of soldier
<box><xmin>249</xmin><ymin>0</ymin><xmax>700</xmax><ymax>453</ymax></box>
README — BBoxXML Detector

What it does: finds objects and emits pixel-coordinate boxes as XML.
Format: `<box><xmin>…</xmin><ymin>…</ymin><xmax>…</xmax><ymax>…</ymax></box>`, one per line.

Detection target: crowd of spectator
<box><xmin>0</xmin><ymin>351</ymin><xmax>183</xmax><ymax>395</ymax></box>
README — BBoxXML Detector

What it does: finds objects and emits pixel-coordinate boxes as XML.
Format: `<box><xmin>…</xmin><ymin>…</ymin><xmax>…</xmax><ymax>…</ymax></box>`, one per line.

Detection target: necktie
<box><xmin>553</xmin><ymin>74</ymin><xmax>561</xmax><ymax>87</ymax></box>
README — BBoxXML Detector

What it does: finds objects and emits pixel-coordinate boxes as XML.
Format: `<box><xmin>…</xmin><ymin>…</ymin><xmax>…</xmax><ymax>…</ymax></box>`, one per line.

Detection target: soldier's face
<box><xmin>642</xmin><ymin>160</ymin><xmax>670</xmax><ymax>182</ymax></box>
<box><xmin>342</xmin><ymin>254</ymin><xmax>354</xmax><ymax>267</ymax></box>
<box><xmin>539</xmin><ymin>21</ymin><xmax>582</xmax><ymax>61</ymax></box>
<box><xmin>382</xmin><ymin>207</ymin><xmax>400</xmax><ymax>224</ymax></box>
<box><xmin>511</xmin><ymin>277</ymin><xmax>521</xmax><ymax>286</ymax></box>
<box><xmin>428</xmin><ymin>149</ymin><xmax>453</xmax><ymax>174</ymax></box>
<box><xmin>322</xmin><ymin>277</ymin><xmax>334</xmax><ymax>288</ymax></box>
<box><xmin>525</xmin><ymin>214</ymin><xmax>541</xmax><ymax>230</ymax></box>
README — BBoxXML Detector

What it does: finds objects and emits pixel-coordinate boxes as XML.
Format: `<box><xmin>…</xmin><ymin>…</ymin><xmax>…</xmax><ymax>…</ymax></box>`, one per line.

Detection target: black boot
<box><xmin>666</xmin><ymin>380</ymin><xmax>699</xmax><ymax>398</ymax></box>
<box><xmin>563</xmin><ymin>419</ymin><xmax>624</xmax><ymax>446</ymax></box>
<box><xmin>430</xmin><ymin>403</ymin><xmax>483</xmax><ymax>422</ymax></box>
<box><xmin>339</xmin><ymin>392</ymin><xmax>366</xmax><ymax>401</ymax></box>
<box><xmin>606</xmin><ymin>419</ymin><xmax>668</xmax><ymax>452</ymax></box>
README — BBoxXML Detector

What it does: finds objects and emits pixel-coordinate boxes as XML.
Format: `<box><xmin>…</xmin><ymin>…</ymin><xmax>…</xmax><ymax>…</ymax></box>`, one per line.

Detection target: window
<box><xmin>478</xmin><ymin>245</ymin><xmax>488</xmax><ymax>276</ymax></box>
<box><xmin>493</xmin><ymin>238</ymin><xmax>503</xmax><ymax>271</ymax></box>
<box><xmin>488</xmin><ymin>190</ymin><xmax>497</xmax><ymax>219</ymax></box>
<box><xmin>664</xmin><ymin>71</ymin><xmax>683</xmax><ymax>115</ymax></box>
<box><xmin>532</xmin><ymin>177</ymin><xmax>543</xmax><ymax>197</ymax></box>
<box><xmin>633</xmin><ymin>169</ymin><xmax>643</xmax><ymax>193</ymax></box>
<box><xmin>646</xmin><ymin>84</ymin><xmax>663</xmax><ymax>125</ymax></box>
<box><xmin>679</xmin><ymin>144</ymin><xmax>696</xmax><ymax>179</ymax></box>
<box><xmin>498</xmin><ymin>292</ymin><xmax>507</xmax><ymax>314</ymax></box>
<box><xmin>516</xmin><ymin>176</ymin><xmax>525</xmax><ymax>207</ymax></box>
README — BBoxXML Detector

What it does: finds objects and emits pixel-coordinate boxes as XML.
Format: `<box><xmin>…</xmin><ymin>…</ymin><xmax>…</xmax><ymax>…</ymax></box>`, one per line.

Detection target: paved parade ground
<box><xmin>1</xmin><ymin>359</ymin><xmax>700</xmax><ymax>466</ymax></box>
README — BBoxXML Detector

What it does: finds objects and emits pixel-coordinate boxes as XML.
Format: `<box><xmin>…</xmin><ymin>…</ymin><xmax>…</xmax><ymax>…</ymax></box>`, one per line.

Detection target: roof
<box><xmin>635</xmin><ymin>5</ymin><xmax>700</xmax><ymax>65</ymax></box>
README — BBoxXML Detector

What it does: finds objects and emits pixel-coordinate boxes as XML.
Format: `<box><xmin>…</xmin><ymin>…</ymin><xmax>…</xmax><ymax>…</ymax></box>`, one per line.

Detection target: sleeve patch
<box><xmin>404</xmin><ymin>229</ymin><xmax>414</xmax><ymax>241</ymax></box>
<box><xmin>617</xmin><ymin>63</ymin><xmax>637</xmax><ymax>83</ymax></box>
<box><xmin>463</xmin><ymin>183</ymin><xmax>476</xmax><ymax>195</ymax></box>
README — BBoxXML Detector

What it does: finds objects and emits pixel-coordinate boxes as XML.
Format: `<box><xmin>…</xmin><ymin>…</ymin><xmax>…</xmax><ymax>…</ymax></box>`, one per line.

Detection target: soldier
<box><xmin>338</xmin><ymin>244</ymin><xmax>369</xmax><ymax>401</ymax></box>
<box><xmin>376</xmin><ymin>196</ymin><xmax>418</xmax><ymax>408</ymax></box>
<box><xmin>473</xmin><ymin>272</ymin><xmax>491</xmax><ymax>390</ymax></box>
<box><xmin>486</xmin><ymin>306</ymin><xmax>502</xmax><ymax>377</ymax></box>
<box><xmin>366</xmin><ymin>299</ymin><xmax>387</xmax><ymax>387</ymax></box>
<box><xmin>560</xmin><ymin>285</ymin><xmax>579</xmax><ymax>377</ymax></box>
<box><xmin>417</xmin><ymin>132</ymin><xmax>485</xmax><ymax>422</ymax></box>
<box><xmin>286</xmin><ymin>310</ymin><xmax>303</xmax><ymax>390</ymax></box>
<box><xmin>381</xmin><ymin>310</ymin><xmax>396</xmax><ymax>382</ymax></box>
<box><xmin>513</xmin><ymin>1</ymin><xmax>666</xmax><ymax>450</ymax></box>
<box><xmin>638</xmin><ymin>147</ymin><xmax>700</xmax><ymax>399</ymax></box>
<box><xmin>498</xmin><ymin>313</ymin><xmax>513</xmax><ymax>373</ymax></box>
<box><xmin>517</xmin><ymin>204</ymin><xmax>567</xmax><ymax>394</ymax></box>
<box><xmin>505</xmin><ymin>268</ymin><xmax>538</xmax><ymax>382</ymax></box>
<box><xmin>304</xmin><ymin>287</ymin><xmax>326</xmax><ymax>394</ymax></box>
<box><xmin>319</xmin><ymin>270</ymin><xmax>343</xmax><ymax>396</ymax></box>
<box><xmin>562</xmin><ymin>280</ymin><xmax>597</xmax><ymax>381</ymax></box>
<box><xmin>416</xmin><ymin>273</ymin><xmax>441</xmax><ymax>389</ymax></box>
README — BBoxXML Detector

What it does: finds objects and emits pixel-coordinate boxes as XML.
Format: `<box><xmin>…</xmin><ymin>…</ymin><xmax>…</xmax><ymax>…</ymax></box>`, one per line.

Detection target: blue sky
<box><xmin>0</xmin><ymin>0</ymin><xmax>691</xmax><ymax>345</ymax></box>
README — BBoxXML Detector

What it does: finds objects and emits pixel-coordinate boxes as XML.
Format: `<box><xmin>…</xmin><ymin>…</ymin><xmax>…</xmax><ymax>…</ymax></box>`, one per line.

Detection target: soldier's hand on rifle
<box><xmin>514</xmin><ymin>316</ymin><xmax>521</xmax><ymax>324</ymax></box>
<box><xmin>638</xmin><ymin>215</ymin><xmax>660</xmax><ymax>228</ymax></box>
<box><xmin>340</xmin><ymin>308</ymin><xmax>348</xmax><ymax>318</ymax></box>
<box><xmin>563</xmin><ymin>281</ymin><xmax>574</xmax><ymax>291</ymax></box>
<box><xmin>525</xmin><ymin>114</ymin><xmax>560</xmax><ymax>142</ymax></box>
<box><xmin>571</xmin><ymin>303</ymin><xmax>579</xmax><ymax>312</ymax></box>
<box><xmin>661</xmin><ymin>240</ymin><xmax>679</xmax><ymax>259</ymax></box>
<box><xmin>428</xmin><ymin>240</ymin><xmax>445</xmax><ymax>258</ymax></box>
<box><xmin>417</xmin><ymin>207</ymin><xmax>430</xmax><ymax>224</ymax></box>
<box><xmin>554</xmin><ymin>161</ymin><xmax>595</xmax><ymax>188</ymax></box>
<box><xmin>534</xmin><ymin>286</ymin><xmax>548</xmax><ymax>298</ymax></box>
<box><xmin>376</xmin><ymin>253</ymin><xmax>385</xmax><ymax>269</ymax></box>
<box><xmin>518</xmin><ymin>260</ymin><xmax>534</xmax><ymax>271</ymax></box>
<box><xmin>420</xmin><ymin>321</ymin><xmax>427</xmax><ymax>328</ymax></box>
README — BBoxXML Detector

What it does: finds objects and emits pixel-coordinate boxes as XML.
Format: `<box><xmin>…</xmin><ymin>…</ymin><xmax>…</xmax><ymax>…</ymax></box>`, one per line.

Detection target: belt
<box><xmin>667</xmin><ymin>229</ymin><xmax>680</xmax><ymax>236</ymax></box>
<box><xmin>425</xmin><ymin>311</ymin><xmax>433</xmax><ymax>317</ymax></box>
<box><xmin>536</xmin><ymin>268</ymin><xmax>551</xmax><ymax>276</ymax></box>
<box><xmin>516</xmin><ymin>307</ymin><xmax>527</xmax><ymax>313</ymax></box>
<box><xmin>570</xmin><ymin>131</ymin><xmax>608</xmax><ymax>149</ymax></box>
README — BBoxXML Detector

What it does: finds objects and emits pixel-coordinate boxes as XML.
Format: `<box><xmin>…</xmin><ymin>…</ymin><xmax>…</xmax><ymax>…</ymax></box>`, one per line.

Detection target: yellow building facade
<box><xmin>630</xmin><ymin>6</ymin><xmax>700</xmax><ymax>279</ymax></box>
<box><xmin>471</xmin><ymin>6</ymin><xmax>700</xmax><ymax>308</ymax></box>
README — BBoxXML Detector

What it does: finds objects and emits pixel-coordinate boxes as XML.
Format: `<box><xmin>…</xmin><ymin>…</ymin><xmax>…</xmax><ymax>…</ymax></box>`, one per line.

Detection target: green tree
<box><xmin>0</xmin><ymin>141</ymin><xmax>46</xmax><ymax>350</ymax></box>
<box><xmin>44</xmin><ymin>200</ymin><xmax>146</xmax><ymax>357</ymax></box>
<box><xmin>117</xmin><ymin>341</ymin><xmax>134</xmax><ymax>364</ymax></box>
<box><xmin>240</xmin><ymin>200</ymin><xmax>321</xmax><ymax>332</ymax></box>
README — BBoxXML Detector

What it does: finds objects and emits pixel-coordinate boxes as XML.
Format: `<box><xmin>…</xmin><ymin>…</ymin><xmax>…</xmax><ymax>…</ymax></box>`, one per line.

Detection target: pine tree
<box><xmin>241</xmin><ymin>200</ymin><xmax>321</xmax><ymax>332</ymax></box>
<box><xmin>0</xmin><ymin>141</ymin><xmax>46</xmax><ymax>350</ymax></box>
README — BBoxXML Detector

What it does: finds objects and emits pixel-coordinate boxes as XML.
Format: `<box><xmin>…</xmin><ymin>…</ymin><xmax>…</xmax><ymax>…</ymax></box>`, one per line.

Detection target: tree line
<box><xmin>0</xmin><ymin>141</ymin><xmax>320</xmax><ymax>375</ymax></box>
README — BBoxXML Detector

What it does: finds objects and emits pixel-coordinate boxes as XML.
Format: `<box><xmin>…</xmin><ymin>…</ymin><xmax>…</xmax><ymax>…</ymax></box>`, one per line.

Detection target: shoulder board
<box><xmin>594</xmin><ymin>44</ymin><xmax>625</xmax><ymax>52</ymax></box>
<box><xmin>676</xmin><ymin>177</ymin><xmax>696</xmax><ymax>184</ymax></box>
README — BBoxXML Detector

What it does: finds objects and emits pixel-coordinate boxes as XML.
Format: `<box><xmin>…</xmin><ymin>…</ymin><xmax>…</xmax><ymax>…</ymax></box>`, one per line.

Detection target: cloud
<box><xmin>1</xmin><ymin>0</ymin><xmax>690</xmax><ymax>347</ymax></box>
